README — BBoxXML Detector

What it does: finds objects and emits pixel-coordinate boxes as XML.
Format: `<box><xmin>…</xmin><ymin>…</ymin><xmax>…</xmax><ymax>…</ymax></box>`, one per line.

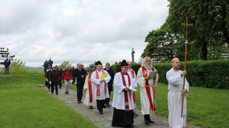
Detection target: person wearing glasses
<box><xmin>112</xmin><ymin>60</ymin><xmax>135</xmax><ymax>127</ymax></box>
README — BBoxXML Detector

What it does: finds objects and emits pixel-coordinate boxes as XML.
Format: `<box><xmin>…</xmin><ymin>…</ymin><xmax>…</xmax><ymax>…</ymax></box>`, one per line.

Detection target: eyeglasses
<box><xmin>125</xmin><ymin>67</ymin><xmax>128</xmax><ymax>68</ymax></box>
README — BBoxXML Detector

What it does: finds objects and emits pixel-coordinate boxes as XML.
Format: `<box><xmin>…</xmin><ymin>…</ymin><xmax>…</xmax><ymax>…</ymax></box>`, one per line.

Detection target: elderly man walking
<box><xmin>137</xmin><ymin>57</ymin><xmax>159</xmax><ymax>125</ymax></box>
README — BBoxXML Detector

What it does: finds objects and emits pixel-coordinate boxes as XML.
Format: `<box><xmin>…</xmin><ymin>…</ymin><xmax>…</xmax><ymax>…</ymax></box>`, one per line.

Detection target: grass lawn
<box><xmin>0</xmin><ymin>69</ymin><xmax>98</xmax><ymax>128</ymax></box>
<box><xmin>133</xmin><ymin>85</ymin><xmax>229</xmax><ymax>128</ymax></box>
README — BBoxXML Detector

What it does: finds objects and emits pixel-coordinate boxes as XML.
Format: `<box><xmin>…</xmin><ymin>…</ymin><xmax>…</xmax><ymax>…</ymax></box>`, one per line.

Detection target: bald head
<box><xmin>127</xmin><ymin>61</ymin><xmax>132</xmax><ymax>69</ymax></box>
<box><xmin>172</xmin><ymin>58</ymin><xmax>180</xmax><ymax>70</ymax></box>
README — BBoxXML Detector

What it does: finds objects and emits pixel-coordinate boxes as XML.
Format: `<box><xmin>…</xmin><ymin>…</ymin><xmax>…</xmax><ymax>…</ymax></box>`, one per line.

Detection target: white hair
<box><xmin>141</xmin><ymin>57</ymin><xmax>152</xmax><ymax>69</ymax></box>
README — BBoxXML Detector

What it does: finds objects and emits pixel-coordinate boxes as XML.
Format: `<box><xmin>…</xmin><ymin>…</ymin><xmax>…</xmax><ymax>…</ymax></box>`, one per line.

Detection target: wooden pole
<box><xmin>181</xmin><ymin>17</ymin><xmax>193</xmax><ymax>118</ymax></box>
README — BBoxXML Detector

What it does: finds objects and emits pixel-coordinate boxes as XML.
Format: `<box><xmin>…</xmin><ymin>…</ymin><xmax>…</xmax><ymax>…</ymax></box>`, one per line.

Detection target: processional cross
<box><xmin>181</xmin><ymin>17</ymin><xmax>193</xmax><ymax>118</ymax></box>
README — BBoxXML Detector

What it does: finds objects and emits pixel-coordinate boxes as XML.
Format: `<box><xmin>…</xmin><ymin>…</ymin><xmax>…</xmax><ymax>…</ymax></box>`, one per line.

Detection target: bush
<box><xmin>111</xmin><ymin>60</ymin><xmax>229</xmax><ymax>89</ymax></box>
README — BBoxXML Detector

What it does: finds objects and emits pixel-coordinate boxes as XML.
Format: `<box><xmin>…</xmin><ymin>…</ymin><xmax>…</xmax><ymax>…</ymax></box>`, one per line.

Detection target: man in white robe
<box><xmin>83</xmin><ymin>69</ymin><xmax>96</xmax><ymax>109</ymax></box>
<box><xmin>137</xmin><ymin>57</ymin><xmax>159</xmax><ymax>125</ymax></box>
<box><xmin>112</xmin><ymin>60</ymin><xmax>135</xmax><ymax>127</ymax></box>
<box><xmin>127</xmin><ymin>61</ymin><xmax>138</xmax><ymax>117</ymax></box>
<box><xmin>166</xmin><ymin>58</ymin><xmax>189</xmax><ymax>128</ymax></box>
<box><xmin>91</xmin><ymin>61</ymin><xmax>111</xmax><ymax>115</ymax></box>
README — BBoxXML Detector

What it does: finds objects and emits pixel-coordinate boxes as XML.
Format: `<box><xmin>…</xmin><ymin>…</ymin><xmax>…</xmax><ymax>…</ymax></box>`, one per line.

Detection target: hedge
<box><xmin>111</xmin><ymin>60</ymin><xmax>229</xmax><ymax>89</ymax></box>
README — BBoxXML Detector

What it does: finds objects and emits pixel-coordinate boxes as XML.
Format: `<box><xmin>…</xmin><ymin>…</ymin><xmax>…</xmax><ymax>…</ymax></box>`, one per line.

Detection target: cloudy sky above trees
<box><xmin>0</xmin><ymin>0</ymin><xmax>169</xmax><ymax>67</ymax></box>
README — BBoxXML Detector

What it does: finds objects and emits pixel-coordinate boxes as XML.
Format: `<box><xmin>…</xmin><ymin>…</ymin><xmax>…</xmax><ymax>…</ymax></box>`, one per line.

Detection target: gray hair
<box><xmin>141</xmin><ymin>57</ymin><xmax>152</xmax><ymax>69</ymax></box>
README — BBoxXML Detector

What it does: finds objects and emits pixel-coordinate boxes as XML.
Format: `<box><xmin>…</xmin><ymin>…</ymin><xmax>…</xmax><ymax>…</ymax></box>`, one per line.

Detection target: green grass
<box><xmin>134</xmin><ymin>85</ymin><xmax>229</xmax><ymax>128</ymax></box>
<box><xmin>0</xmin><ymin>69</ymin><xmax>98</xmax><ymax>128</ymax></box>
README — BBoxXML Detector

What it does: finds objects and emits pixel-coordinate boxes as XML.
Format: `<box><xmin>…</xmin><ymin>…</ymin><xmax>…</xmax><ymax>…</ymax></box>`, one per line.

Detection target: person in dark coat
<box><xmin>104</xmin><ymin>62</ymin><xmax>114</xmax><ymax>107</ymax></box>
<box><xmin>57</xmin><ymin>65</ymin><xmax>63</xmax><ymax>88</ymax></box>
<box><xmin>48</xmin><ymin>58</ymin><xmax>53</xmax><ymax>68</ymax></box>
<box><xmin>43</xmin><ymin>60</ymin><xmax>48</xmax><ymax>73</ymax></box>
<box><xmin>4</xmin><ymin>57</ymin><xmax>11</xmax><ymax>75</ymax></box>
<box><xmin>45</xmin><ymin>66</ymin><xmax>52</xmax><ymax>92</ymax></box>
<box><xmin>70</xmin><ymin>66</ymin><xmax>75</xmax><ymax>80</ymax></box>
<box><xmin>72</xmin><ymin>63</ymin><xmax>88</xmax><ymax>103</ymax></box>
<box><xmin>49</xmin><ymin>66</ymin><xmax>59</xmax><ymax>95</ymax></box>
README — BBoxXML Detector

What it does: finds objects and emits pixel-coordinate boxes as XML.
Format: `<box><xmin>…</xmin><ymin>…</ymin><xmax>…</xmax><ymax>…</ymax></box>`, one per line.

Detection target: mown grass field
<box><xmin>133</xmin><ymin>85</ymin><xmax>229</xmax><ymax>128</ymax></box>
<box><xmin>0</xmin><ymin>69</ymin><xmax>98</xmax><ymax>128</ymax></box>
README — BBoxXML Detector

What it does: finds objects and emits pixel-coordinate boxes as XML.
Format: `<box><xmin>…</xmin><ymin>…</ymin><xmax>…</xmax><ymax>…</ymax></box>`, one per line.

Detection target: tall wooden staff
<box><xmin>181</xmin><ymin>17</ymin><xmax>193</xmax><ymax>118</ymax></box>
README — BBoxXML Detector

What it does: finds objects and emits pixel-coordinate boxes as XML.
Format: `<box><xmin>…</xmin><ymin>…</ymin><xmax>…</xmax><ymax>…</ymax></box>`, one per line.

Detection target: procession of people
<box><xmin>43</xmin><ymin>57</ymin><xmax>189</xmax><ymax>128</ymax></box>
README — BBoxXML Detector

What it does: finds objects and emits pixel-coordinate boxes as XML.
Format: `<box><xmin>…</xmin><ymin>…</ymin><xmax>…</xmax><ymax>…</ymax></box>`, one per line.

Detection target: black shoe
<box><xmin>78</xmin><ymin>101</ymin><xmax>82</xmax><ymax>104</ymax></box>
<box><xmin>56</xmin><ymin>93</ymin><xmax>58</xmax><ymax>95</ymax></box>
<box><xmin>106</xmin><ymin>104</ymin><xmax>111</xmax><ymax>107</ymax></box>
<box><xmin>89</xmin><ymin>106</ymin><xmax>93</xmax><ymax>109</ymax></box>
<box><xmin>99</xmin><ymin>111</ymin><xmax>103</xmax><ymax>115</ymax></box>
<box><xmin>144</xmin><ymin>119</ymin><xmax>150</xmax><ymax>125</ymax></box>
<box><xmin>148</xmin><ymin>119</ymin><xmax>154</xmax><ymax>123</ymax></box>
<box><xmin>134</xmin><ymin>112</ymin><xmax>138</xmax><ymax>117</ymax></box>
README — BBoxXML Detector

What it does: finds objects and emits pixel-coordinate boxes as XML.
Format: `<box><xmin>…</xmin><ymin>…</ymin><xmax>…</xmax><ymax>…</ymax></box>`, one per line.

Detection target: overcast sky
<box><xmin>0</xmin><ymin>0</ymin><xmax>169</xmax><ymax>67</ymax></box>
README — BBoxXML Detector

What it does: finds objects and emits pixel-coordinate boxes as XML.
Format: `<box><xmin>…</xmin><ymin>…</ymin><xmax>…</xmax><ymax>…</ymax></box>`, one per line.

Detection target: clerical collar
<box><xmin>122</xmin><ymin>72</ymin><xmax>127</xmax><ymax>75</ymax></box>
<box><xmin>172</xmin><ymin>68</ymin><xmax>179</xmax><ymax>71</ymax></box>
<box><xmin>106</xmin><ymin>68</ymin><xmax>110</xmax><ymax>71</ymax></box>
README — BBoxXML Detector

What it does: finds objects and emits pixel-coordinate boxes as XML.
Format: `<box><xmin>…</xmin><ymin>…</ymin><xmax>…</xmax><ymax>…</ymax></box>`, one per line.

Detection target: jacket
<box><xmin>62</xmin><ymin>70</ymin><xmax>72</xmax><ymax>81</ymax></box>
<box><xmin>49</xmin><ymin>70</ymin><xmax>59</xmax><ymax>82</ymax></box>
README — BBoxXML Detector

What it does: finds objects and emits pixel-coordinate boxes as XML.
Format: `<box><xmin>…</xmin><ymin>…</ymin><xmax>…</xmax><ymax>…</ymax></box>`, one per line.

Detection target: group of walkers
<box><xmin>44</xmin><ymin>57</ymin><xmax>189</xmax><ymax>128</ymax></box>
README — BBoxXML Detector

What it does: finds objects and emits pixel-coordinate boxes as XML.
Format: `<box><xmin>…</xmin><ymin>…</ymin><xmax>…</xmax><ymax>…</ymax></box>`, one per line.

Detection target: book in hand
<box><xmin>101</xmin><ymin>73</ymin><xmax>107</xmax><ymax>80</ymax></box>
<box><xmin>148</xmin><ymin>70</ymin><xmax>157</xmax><ymax>79</ymax></box>
<box><xmin>128</xmin><ymin>86</ymin><xmax>137</xmax><ymax>92</ymax></box>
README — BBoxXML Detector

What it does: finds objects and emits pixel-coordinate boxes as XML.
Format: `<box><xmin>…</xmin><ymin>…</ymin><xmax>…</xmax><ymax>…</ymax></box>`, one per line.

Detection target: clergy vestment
<box><xmin>112</xmin><ymin>72</ymin><xmax>135</xmax><ymax>127</ymax></box>
<box><xmin>166</xmin><ymin>68</ymin><xmax>189</xmax><ymax>128</ymax></box>
<box><xmin>91</xmin><ymin>70</ymin><xmax>111</xmax><ymax>112</ymax></box>
<box><xmin>83</xmin><ymin>73</ymin><xmax>96</xmax><ymax>106</ymax></box>
<box><xmin>137</xmin><ymin>66</ymin><xmax>159</xmax><ymax>115</ymax></box>
<box><xmin>127</xmin><ymin>68</ymin><xmax>137</xmax><ymax>104</ymax></box>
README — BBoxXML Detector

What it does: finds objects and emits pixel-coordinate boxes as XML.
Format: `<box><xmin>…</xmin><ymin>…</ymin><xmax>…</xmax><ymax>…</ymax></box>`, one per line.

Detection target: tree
<box><xmin>10</xmin><ymin>59</ymin><xmax>26</xmax><ymax>69</ymax></box>
<box><xmin>60</xmin><ymin>61</ymin><xmax>71</xmax><ymax>70</ymax></box>
<box><xmin>142</xmin><ymin>22</ymin><xmax>199</xmax><ymax>62</ymax></box>
<box><xmin>166</xmin><ymin>0</ymin><xmax>229</xmax><ymax>60</ymax></box>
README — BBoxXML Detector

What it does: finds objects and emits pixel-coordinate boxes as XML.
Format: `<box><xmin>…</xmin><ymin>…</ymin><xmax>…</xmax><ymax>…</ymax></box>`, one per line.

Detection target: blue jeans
<box><xmin>5</xmin><ymin>66</ymin><xmax>9</xmax><ymax>74</ymax></box>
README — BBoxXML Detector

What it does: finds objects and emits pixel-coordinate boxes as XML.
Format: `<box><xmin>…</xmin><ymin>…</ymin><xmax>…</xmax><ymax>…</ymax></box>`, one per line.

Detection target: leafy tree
<box><xmin>60</xmin><ymin>61</ymin><xmax>71</xmax><ymax>70</ymax></box>
<box><xmin>166</xmin><ymin>0</ymin><xmax>229</xmax><ymax>60</ymax></box>
<box><xmin>10</xmin><ymin>59</ymin><xmax>26</xmax><ymax>69</ymax></box>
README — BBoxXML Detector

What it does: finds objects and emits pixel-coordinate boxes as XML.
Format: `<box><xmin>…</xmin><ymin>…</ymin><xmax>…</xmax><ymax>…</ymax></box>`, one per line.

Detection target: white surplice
<box><xmin>127</xmin><ymin>68</ymin><xmax>137</xmax><ymax>88</ymax></box>
<box><xmin>91</xmin><ymin>70</ymin><xmax>111</xmax><ymax>100</ymax></box>
<box><xmin>166</xmin><ymin>68</ymin><xmax>189</xmax><ymax>128</ymax></box>
<box><xmin>136</xmin><ymin>67</ymin><xmax>159</xmax><ymax>115</ymax></box>
<box><xmin>83</xmin><ymin>74</ymin><xmax>96</xmax><ymax>106</ymax></box>
<box><xmin>112</xmin><ymin>72</ymin><xmax>135</xmax><ymax>110</ymax></box>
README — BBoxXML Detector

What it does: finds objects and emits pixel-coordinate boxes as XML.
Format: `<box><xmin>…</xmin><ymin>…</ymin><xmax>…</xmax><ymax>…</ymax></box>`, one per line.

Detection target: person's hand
<box><xmin>81</xmin><ymin>75</ymin><xmax>84</xmax><ymax>78</ymax></box>
<box><xmin>145</xmin><ymin>76</ymin><xmax>151</xmax><ymax>80</ymax></box>
<box><xmin>153</xmin><ymin>76</ymin><xmax>157</xmax><ymax>80</ymax></box>
<box><xmin>74</xmin><ymin>82</ymin><xmax>77</xmax><ymax>85</ymax></box>
<box><xmin>46</xmin><ymin>78</ymin><xmax>47</xmax><ymax>81</ymax></box>
<box><xmin>182</xmin><ymin>89</ymin><xmax>187</xmax><ymax>94</ymax></box>
<box><xmin>181</xmin><ymin>70</ymin><xmax>187</xmax><ymax>76</ymax></box>
<box><xmin>84</xmin><ymin>89</ymin><xmax>87</xmax><ymax>92</ymax></box>
<box><xmin>100</xmin><ymin>79</ymin><xmax>106</xmax><ymax>83</ymax></box>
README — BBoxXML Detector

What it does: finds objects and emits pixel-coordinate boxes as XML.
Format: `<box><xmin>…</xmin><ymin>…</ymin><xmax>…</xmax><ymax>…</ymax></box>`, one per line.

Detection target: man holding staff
<box><xmin>166</xmin><ymin>58</ymin><xmax>189</xmax><ymax>128</ymax></box>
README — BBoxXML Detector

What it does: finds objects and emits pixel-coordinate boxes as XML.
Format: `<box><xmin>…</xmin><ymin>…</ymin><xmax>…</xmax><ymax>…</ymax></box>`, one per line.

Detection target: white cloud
<box><xmin>0</xmin><ymin>0</ymin><xmax>169</xmax><ymax>67</ymax></box>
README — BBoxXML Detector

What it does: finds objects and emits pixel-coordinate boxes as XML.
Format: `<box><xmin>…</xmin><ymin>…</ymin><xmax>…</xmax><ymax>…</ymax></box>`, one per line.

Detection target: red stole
<box><xmin>88</xmin><ymin>73</ymin><xmax>93</xmax><ymax>103</ymax></box>
<box><xmin>120</xmin><ymin>72</ymin><xmax>131</xmax><ymax>110</ymax></box>
<box><xmin>95</xmin><ymin>70</ymin><xmax>107</xmax><ymax>98</ymax></box>
<box><xmin>142</xmin><ymin>66</ymin><xmax>156</xmax><ymax>111</ymax></box>
<box><xmin>131</xmin><ymin>69</ymin><xmax>136</xmax><ymax>104</ymax></box>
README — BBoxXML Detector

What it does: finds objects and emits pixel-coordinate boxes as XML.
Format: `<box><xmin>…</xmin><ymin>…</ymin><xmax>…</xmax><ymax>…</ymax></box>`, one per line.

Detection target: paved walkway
<box><xmin>41</xmin><ymin>85</ymin><xmax>198</xmax><ymax>128</ymax></box>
